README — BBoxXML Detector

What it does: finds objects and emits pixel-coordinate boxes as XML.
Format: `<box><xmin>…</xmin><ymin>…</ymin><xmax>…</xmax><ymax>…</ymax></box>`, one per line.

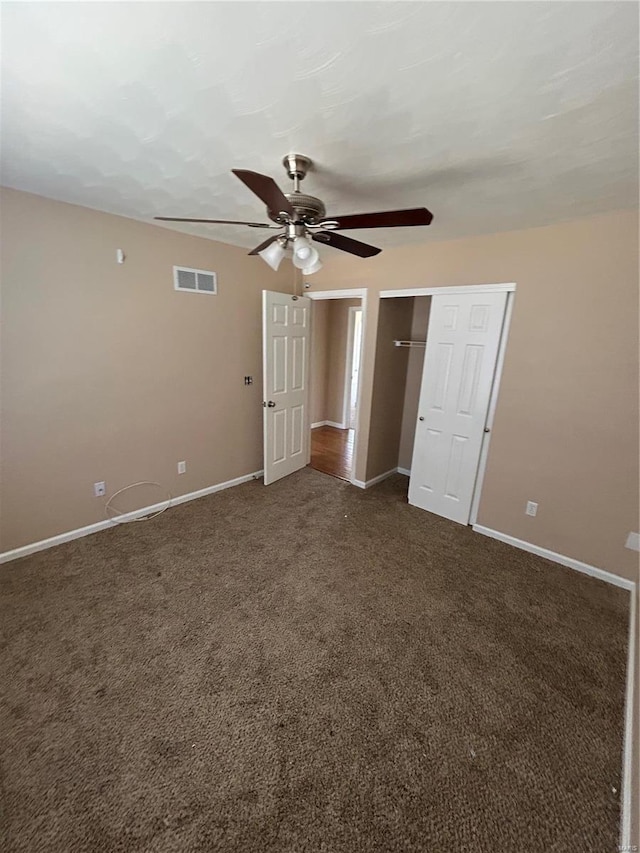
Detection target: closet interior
<box><xmin>366</xmin><ymin>296</ymin><xmax>431</xmax><ymax>485</ymax></box>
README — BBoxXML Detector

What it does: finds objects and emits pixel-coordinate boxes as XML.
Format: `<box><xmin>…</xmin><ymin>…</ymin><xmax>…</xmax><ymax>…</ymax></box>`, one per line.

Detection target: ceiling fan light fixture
<box><xmin>302</xmin><ymin>256</ymin><xmax>323</xmax><ymax>276</ymax></box>
<box><xmin>259</xmin><ymin>239</ymin><xmax>286</xmax><ymax>271</ymax></box>
<box><xmin>292</xmin><ymin>236</ymin><xmax>318</xmax><ymax>269</ymax></box>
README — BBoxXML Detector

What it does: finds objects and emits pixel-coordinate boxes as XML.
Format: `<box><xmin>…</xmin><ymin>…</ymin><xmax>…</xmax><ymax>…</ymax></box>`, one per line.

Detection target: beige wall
<box><xmin>0</xmin><ymin>187</ymin><xmax>292</xmax><ymax>551</ymax></box>
<box><xmin>366</xmin><ymin>298</ymin><xmax>413</xmax><ymax>480</ymax></box>
<box><xmin>309</xmin><ymin>209</ymin><xmax>639</xmax><ymax>584</ymax></box>
<box><xmin>398</xmin><ymin>296</ymin><xmax>431</xmax><ymax>472</ymax></box>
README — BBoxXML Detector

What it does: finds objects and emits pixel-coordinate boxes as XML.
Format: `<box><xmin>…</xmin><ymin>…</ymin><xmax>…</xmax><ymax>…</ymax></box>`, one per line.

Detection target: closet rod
<box><xmin>393</xmin><ymin>340</ymin><xmax>426</xmax><ymax>348</ymax></box>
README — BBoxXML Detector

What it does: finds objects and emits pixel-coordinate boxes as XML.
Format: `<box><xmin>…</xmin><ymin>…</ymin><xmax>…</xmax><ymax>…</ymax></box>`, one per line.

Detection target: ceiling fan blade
<box><xmin>248</xmin><ymin>235</ymin><xmax>281</xmax><ymax>256</ymax></box>
<box><xmin>154</xmin><ymin>216</ymin><xmax>278</xmax><ymax>228</ymax></box>
<box><xmin>312</xmin><ymin>231</ymin><xmax>381</xmax><ymax>258</ymax></box>
<box><xmin>322</xmin><ymin>207</ymin><xmax>433</xmax><ymax>230</ymax></box>
<box><xmin>231</xmin><ymin>169</ymin><xmax>294</xmax><ymax>217</ymax></box>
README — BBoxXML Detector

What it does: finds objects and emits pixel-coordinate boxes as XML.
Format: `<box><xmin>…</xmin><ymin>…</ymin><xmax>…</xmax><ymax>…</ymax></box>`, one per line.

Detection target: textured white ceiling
<box><xmin>1</xmin><ymin>2</ymin><xmax>638</xmax><ymax>250</ymax></box>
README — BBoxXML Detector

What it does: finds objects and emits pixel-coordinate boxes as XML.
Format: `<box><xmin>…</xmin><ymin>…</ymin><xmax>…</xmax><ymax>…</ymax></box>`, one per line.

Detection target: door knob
<box><xmin>419</xmin><ymin>416</ymin><xmax>424</xmax><ymax>421</ymax></box>
<box><xmin>267</xmin><ymin>401</ymin><xmax>276</xmax><ymax>408</ymax></box>
<box><xmin>484</xmin><ymin>427</ymin><xmax>490</xmax><ymax>433</ymax></box>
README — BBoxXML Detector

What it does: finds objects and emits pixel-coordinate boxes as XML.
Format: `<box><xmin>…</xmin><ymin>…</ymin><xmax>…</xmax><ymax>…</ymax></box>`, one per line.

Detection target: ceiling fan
<box><xmin>155</xmin><ymin>154</ymin><xmax>433</xmax><ymax>275</ymax></box>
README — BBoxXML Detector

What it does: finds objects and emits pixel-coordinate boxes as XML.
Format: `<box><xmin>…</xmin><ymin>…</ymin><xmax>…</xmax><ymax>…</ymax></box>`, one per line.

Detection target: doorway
<box><xmin>307</xmin><ymin>290</ymin><xmax>367</xmax><ymax>484</ymax></box>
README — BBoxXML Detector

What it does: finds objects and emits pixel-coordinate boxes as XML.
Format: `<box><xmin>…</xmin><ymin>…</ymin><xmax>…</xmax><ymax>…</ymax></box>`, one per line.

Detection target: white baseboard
<box><xmin>0</xmin><ymin>470</ymin><xmax>264</xmax><ymax>565</ymax></box>
<box><xmin>311</xmin><ymin>420</ymin><xmax>347</xmax><ymax>430</ymax></box>
<box><xmin>397</xmin><ymin>467</ymin><xmax>411</xmax><ymax>477</ymax></box>
<box><xmin>365</xmin><ymin>468</ymin><xmax>397</xmax><ymax>488</ymax></box>
<box><xmin>352</xmin><ymin>467</ymin><xmax>399</xmax><ymax>490</ymax></box>
<box><xmin>472</xmin><ymin>525</ymin><xmax>636</xmax><ymax>591</ymax></box>
<box><xmin>620</xmin><ymin>589</ymin><xmax>636</xmax><ymax>850</ymax></box>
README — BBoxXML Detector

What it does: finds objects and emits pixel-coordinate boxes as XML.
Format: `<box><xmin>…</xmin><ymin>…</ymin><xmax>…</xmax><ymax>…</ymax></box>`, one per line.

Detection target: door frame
<box><xmin>380</xmin><ymin>282</ymin><xmax>516</xmax><ymax>525</ymax></box>
<box><xmin>306</xmin><ymin>289</ymin><xmax>368</xmax><ymax>487</ymax></box>
<box><xmin>342</xmin><ymin>305</ymin><xmax>363</xmax><ymax>430</ymax></box>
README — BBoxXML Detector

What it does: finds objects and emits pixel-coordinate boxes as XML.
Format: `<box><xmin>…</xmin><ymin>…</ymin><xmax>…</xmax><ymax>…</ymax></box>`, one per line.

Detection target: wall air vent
<box><xmin>173</xmin><ymin>266</ymin><xmax>217</xmax><ymax>295</ymax></box>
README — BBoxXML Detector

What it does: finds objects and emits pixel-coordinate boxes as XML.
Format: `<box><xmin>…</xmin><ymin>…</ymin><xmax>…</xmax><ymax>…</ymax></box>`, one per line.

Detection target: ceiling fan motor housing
<box><xmin>268</xmin><ymin>192</ymin><xmax>326</xmax><ymax>226</ymax></box>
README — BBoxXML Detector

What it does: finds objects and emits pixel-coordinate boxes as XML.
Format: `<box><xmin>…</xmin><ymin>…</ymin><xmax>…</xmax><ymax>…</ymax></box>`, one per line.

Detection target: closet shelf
<box><xmin>393</xmin><ymin>340</ymin><xmax>426</xmax><ymax>348</ymax></box>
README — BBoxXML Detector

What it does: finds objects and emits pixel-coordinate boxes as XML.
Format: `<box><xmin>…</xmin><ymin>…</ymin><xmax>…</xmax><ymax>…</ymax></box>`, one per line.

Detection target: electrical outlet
<box><xmin>177</xmin><ymin>461</ymin><xmax>186</xmax><ymax>475</ymax></box>
<box><xmin>94</xmin><ymin>481</ymin><xmax>106</xmax><ymax>497</ymax></box>
<box><xmin>525</xmin><ymin>501</ymin><xmax>538</xmax><ymax>517</ymax></box>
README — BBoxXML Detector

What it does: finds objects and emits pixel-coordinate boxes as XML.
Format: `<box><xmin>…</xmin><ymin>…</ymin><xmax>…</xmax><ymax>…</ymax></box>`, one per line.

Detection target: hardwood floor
<box><xmin>309</xmin><ymin>426</ymin><xmax>354</xmax><ymax>481</ymax></box>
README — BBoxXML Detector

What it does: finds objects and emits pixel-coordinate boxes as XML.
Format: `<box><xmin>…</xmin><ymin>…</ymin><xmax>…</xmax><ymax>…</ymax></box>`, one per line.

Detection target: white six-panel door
<box><xmin>408</xmin><ymin>292</ymin><xmax>508</xmax><ymax>524</ymax></box>
<box><xmin>263</xmin><ymin>291</ymin><xmax>311</xmax><ymax>485</ymax></box>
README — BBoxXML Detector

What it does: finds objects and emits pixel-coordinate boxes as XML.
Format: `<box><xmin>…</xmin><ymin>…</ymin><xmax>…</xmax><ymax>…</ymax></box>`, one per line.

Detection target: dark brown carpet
<box><xmin>0</xmin><ymin>469</ymin><xmax>629</xmax><ymax>853</ymax></box>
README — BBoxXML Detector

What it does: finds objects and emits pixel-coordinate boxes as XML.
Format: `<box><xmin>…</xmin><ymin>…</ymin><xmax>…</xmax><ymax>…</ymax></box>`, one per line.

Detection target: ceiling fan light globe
<box><xmin>292</xmin><ymin>236</ymin><xmax>314</xmax><ymax>268</ymax></box>
<box><xmin>294</xmin><ymin>244</ymin><xmax>319</xmax><ymax>270</ymax></box>
<box><xmin>302</xmin><ymin>257</ymin><xmax>323</xmax><ymax>276</ymax></box>
<box><xmin>258</xmin><ymin>241</ymin><xmax>285</xmax><ymax>271</ymax></box>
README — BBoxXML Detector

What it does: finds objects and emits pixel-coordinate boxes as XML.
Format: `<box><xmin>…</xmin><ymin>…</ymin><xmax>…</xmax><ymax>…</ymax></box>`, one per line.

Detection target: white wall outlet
<box><xmin>525</xmin><ymin>500</ymin><xmax>538</xmax><ymax>517</ymax></box>
<box><xmin>177</xmin><ymin>461</ymin><xmax>186</xmax><ymax>475</ymax></box>
<box><xmin>94</xmin><ymin>481</ymin><xmax>106</xmax><ymax>497</ymax></box>
<box><xmin>625</xmin><ymin>532</ymin><xmax>639</xmax><ymax>552</ymax></box>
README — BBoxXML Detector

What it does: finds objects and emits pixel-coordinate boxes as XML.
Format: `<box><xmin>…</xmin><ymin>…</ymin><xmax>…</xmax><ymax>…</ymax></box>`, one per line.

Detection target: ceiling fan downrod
<box><xmin>282</xmin><ymin>153</ymin><xmax>312</xmax><ymax>193</ymax></box>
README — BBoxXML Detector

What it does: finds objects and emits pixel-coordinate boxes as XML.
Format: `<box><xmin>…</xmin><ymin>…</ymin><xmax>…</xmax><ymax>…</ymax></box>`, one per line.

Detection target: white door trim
<box><xmin>307</xmin><ymin>288</ymin><xmax>368</xmax><ymax>300</ymax></box>
<box><xmin>306</xmin><ymin>289</ymin><xmax>367</xmax><ymax>486</ymax></box>
<box><xmin>380</xmin><ymin>283</ymin><xmax>516</xmax><ymax>299</ymax></box>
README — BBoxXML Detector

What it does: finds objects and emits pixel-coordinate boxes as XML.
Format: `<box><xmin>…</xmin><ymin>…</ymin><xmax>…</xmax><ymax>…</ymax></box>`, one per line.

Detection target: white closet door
<box><xmin>262</xmin><ymin>291</ymin><xmax>311</xmax><ymax>485</ymax></box>
<box><xmin>408</xmin><ymin>291</ymin><xmax>507</xmax><ymax>524</ymax></box>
